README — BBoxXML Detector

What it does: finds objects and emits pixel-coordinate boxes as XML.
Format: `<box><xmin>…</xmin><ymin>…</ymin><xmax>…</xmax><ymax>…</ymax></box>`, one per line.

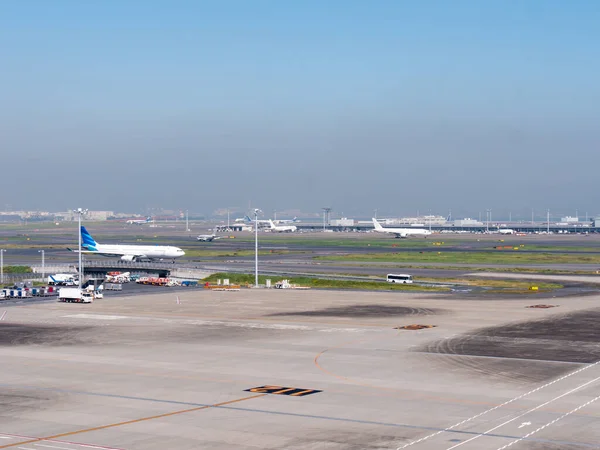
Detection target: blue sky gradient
<box><xmin>1</xmin><ymin>1</ymin><xmax>599</xmax><ymax>217</ymax></box>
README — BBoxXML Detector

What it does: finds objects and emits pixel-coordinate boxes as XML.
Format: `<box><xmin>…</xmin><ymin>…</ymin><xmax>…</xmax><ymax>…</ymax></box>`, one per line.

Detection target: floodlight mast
<box><xmin>74</xmin><ymin>208</ymin><xmax>88</xmax><ymax>290</ymax></box>
<box><xmin>254</xmin><ymin>208</ymin><xmax>262</xmax><ymax>287</ymax></box>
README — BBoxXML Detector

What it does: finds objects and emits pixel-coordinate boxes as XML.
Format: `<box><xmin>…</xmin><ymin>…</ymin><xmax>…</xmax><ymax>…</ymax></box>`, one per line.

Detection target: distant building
<box><xmin>453</xmin><ymin>218</ymin><xmax>484</xmax><ymax>227</ymax></box>
<box><xmin>330</xmin><ymin>218</ymin><xmax>355</xmax><ymax>227</ymax></box>
<box><xmin>383</xmin><ymin>215</ymin><xmax>447</xmax><ymax>226</ymax></box>
<box><xmin>560</xmin><ymin>216</ymin><xmax>579</xmax><ymax>223</ymax></box>
<box><xmin>58</xmin><ymin>210</ymin><xmax>114</xmax><ymax>221</ymax></box>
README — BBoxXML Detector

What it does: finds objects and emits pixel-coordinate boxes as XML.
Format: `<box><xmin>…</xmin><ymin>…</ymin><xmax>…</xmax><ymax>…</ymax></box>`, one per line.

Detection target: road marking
<box><xmin>518</xmin><ymin>422</ymin><xmax>531</xmax><ymax>429</ymax></box>
<box><xmin>64</xmin><ymin>314</ymin><xmax>127</xmax><ymax>320</ymax></box>
<box><xmin>0</xmin><ymin>393</ymin><xmax>266</xmax><ymax>449</ymax></box>
<box><xmin>245</xmin><ymin>385</ymin><xmax>322</xmax><ymax>397</ymax></box>
<box><xmin>445</xmin><ymin>373</ymin><xmax>600</xmax><ymax>449</ymax></box>
<box><xmin>497</xmin><ymin>393</ymin><xmax>600</xmax><ymax>450</ymax></box>
<box><xmin>396</xmin><ymin>360</ymin><xmax>600</xmax><ymax>449</ymax></box>
<box><xmin>35</xmin><ymin>445</ymin><xmax>74</xmax><ymax>449</ymax></box>
<box><xmin>0</xmin><ymin>311</ymin><xmax>7</xmax><ymax>321</ymax></box>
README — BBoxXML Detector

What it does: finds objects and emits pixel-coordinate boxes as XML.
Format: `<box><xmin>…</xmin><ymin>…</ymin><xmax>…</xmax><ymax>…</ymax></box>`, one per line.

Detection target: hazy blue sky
<box><xmin>1</xmin><ymin>0</ymin><xmax>598</xmax><ymax>219</ymax></box>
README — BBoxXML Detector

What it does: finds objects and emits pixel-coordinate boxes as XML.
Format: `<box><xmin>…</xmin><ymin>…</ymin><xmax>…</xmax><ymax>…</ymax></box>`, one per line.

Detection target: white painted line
<box><xmin>35</xmin><ymin>444</ymin><xmax>76</xmax><ymax>449</ymax></box>
<box><xmin>446</xmin><ymin>373</ymin><xmax>600</xmax><ymax>449</ymax></box>
<box><xmin>64</xmin><ymin>314</ymin><xmax>127</xmax><ymax>320</ymax></box>
<box><xmin>396</xmin><ymin>360</ymin><xmax>600</xmax><ymax>449</ymax></box>
<box><xmin>497</xmin><ymin>393</ymin><xmax>600</xmax><ymax>450</ymax></box>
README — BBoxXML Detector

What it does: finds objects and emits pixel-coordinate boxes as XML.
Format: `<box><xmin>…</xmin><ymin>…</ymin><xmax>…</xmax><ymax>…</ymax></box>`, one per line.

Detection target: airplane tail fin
<box><xmin>292</xmin><ymin>217</ymin><xmax>298</xmax><ymax>222</ymax></box>
<box><xmin>244</xmin><ymin>215</ymin><xmax>252</xmax><ymax>223</ymax></box>
<box><xmin>372</xmin><ymin>218</ymin><xmax>383</xmax><ymax>230</ymax></box>
<box><xmin>80</xmin><ymin>226</ymin><xmax>98</xmax><ymax>250</ymax></box>
<box><xmin>269</xmin><ymin>220</ymin><xmax>276</xmax><ymax>228</ymax></box>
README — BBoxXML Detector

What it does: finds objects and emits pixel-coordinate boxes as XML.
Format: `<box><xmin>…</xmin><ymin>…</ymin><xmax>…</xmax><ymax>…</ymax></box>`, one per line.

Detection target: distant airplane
<box><xmin>274</xmin><ymin>217</ymin><xmax>299</xmax><ymax>224</ymax></box>
<box><xmin>498</xmin><ymin>228</ymin><xmax>515</xmax><ymax>235</ymax></box>
<box><xmin>197</xmin><ymin>232</ymin><xmax>221</xmax><ymax>242</ymax></box>
<box><xmin>69</xmin><ymin>226</ymin><xmax>185</xmax><ymax>261</ymax></box>
<box><xmin>372</xmin><ymin>218</ymin><xmax>431</xmax><ymax>238</ymax></box>
<box><xmin>126</xmin><ymin>216</ymin><xmax>152</xmax><ymax>225</ymax></box>
<box><xmin>244</xmin><ymin>215</ymin><xmax>299</xmax><ymax>225</ymax></box>
<box><xmin>268</xmin><ymin>219</ymin><xmax>297</xmax><ymax>233</ymax></box>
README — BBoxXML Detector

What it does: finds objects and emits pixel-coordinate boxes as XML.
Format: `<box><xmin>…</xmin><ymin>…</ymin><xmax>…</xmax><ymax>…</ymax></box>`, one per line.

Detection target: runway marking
<box><xmin>496</xmin><ymin>392</ymin><xmax>600</xmax><ymax>450</ymax></box>
<box><xmin>445</xmin><ymin>372</ymin><xmax>600</xmax><ymax>449</ymax></box>
<box><xmin>395</xmin><ymin>360</ymin><xmax>600</xmax><ymax>449</ymax></box>
<box><xmin>0</xmin><ymin>433</ymin><xmax>123</xmax><ymax>450</ymax></box>
<box><xmin>1</xmin><ymin>390</ymin><xmax>597</xmax><ymax>448</ymax></box>
<box><xmin>245</xmin><ymin>385</ymin><xmax>322</xmax><ymax>396</ymax></box>
<box><xmin>64</xmin><ymin>314</ymin><xmax>127</xmax><ymax>320</ymax></box>
<box><xmin>0</xmin><ymin>393</ymin><xmax>266</xmax><ymax>449</ymax></box>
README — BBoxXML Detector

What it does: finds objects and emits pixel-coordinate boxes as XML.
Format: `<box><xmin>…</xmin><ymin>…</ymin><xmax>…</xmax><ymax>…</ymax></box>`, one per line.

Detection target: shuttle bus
<box><xmin>387</xmin><ymin>274</ymin><xmax>413</xmax><ymax>284</ymax></box>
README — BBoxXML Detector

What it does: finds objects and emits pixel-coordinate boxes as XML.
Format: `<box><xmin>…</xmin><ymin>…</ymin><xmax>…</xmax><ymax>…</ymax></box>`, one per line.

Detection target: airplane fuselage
<box><xmin>92</xmin><ymin>244</ymin><xmax>184</xmax><ymax>259</ymax></box>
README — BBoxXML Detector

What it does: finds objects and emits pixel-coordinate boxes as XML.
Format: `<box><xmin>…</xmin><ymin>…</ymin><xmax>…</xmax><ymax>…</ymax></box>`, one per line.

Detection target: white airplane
<box><xmin>268</xmin><ymin>219</ymin><xmax>297</xmax><ymax>233</ymax></box>
<box><xmin>372</xmin><ymin>218</ymin><xmax>432</xmax><ymax>238</ymax></box>
<box><xmin>126</xmin><ymin>216</ymin><xmax>152</xmax><ymax>225</ymax></box>
<box><xmin>69</xmin><ymin>226</ymin><xmax>185</xmax><ymax>261</ymax></box>
<box><xmin>274</xmin><ymin>217</ymin><xmax>299</xmax><ymax>224</ymax></box>
<box><xmin>498</xmin><ymin>228</ymin><xmax>515</xmax><ymax>235</ymax></box>
<box><xmin>197</xmin><ymin>232</ymin><xmax>221</xmax><ymax>242</ymax></box>
<box><xmin>244</xmin><ymin>215</ymin><xmax>270</xmax><ymax>225</ymax></box>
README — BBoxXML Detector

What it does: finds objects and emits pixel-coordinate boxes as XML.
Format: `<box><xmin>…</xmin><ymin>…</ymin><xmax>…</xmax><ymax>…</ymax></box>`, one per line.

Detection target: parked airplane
<box><xmin>69</xmin><ymin>226</ymin><xmax>185</xmax><ymax>261</ymax></box>
<box><xmin>197</xmin><ymin>232</ymin><xmax>221</xmax><ymax>242</ymax></box>
<box><xmin>268</xmin><ymin>220</ymin><xmax>297</xmax><ymax>233</ymax></box>
<box><xmin>372</xmin><ymin>218</ymin><xmax>432</xmax><ymax>238</ymax></box>
<box><xmin>244</xmin><ymin>215</ymin><xmax>299</xmax><ymax>226</ymax></box>
<box><xmin>126</xmin><ymin>216</ymin><xmax>152</xmax><ymax>225</ymax></box>
<box><xmin>498</xmin><ymin>228</ymin><xmax>515</xmax><ymax>235</ymax></box>
<box><xmin>244</xmin><ymin>215</ymin><xmax>270</xmax><ymax>225</ymax></box>
<box><xmin>275</xmin><ymin>217</ymin><xmax>299</xmax><ymax>224</ymax></box>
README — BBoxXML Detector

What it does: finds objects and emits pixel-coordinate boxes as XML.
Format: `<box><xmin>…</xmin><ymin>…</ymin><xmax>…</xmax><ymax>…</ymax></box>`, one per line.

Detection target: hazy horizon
<box><xmin>2</xmin><ymin>1</ymin><xmax>599</xmax><ymax>218</ymax></box>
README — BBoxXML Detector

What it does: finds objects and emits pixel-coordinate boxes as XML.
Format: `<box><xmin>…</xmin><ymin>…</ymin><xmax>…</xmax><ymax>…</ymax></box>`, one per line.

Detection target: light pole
<box><xmin>186</xmin><ymin>210</ymin><xmax>189</xmax><ymax>232</ymax></box>
<box><xmin>547</xmin><ymin>209</ymin><xmax>550</xmax><ymax>234</ymax></box>
<box><xmin>0</xmin><ymin>249</ymin><xmax>5</xmax><ymax>285</ymax></box>
<box><xmin>74</xmin><ymin>208</ymin><xmax>87</xmax><ymax>290</ymax></box>
<box><xmin>253</xmin><ymin>208</ymin><xmax>261</xmax><ymax>287</ymax></box>
<box><xmin>38</xmin><ymin>250</ymin><xmax>45</xmax><ymax>283</ymax></box>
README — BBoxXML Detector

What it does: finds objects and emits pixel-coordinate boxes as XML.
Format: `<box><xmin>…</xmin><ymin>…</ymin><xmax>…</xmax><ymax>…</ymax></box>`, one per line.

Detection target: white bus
<box><xmin>387</xmin><ymin>274</ymin><xmax>413</xmax><ymax>284</ymax></box>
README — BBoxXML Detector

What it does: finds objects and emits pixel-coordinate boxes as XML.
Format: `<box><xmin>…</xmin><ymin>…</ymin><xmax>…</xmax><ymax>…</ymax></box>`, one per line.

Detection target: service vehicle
<box><xmin>386</xmin><ymin>274</ymin><xmax>413</xmax><ymax>284</ymax></box>
<box><xmin>58</xmin><ymin>288</ymin><xmax>94</xmax><ymax>303</ymax></box>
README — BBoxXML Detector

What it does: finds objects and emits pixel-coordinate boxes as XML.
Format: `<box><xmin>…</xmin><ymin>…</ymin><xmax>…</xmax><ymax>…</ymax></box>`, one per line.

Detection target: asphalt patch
<box><xmin>269</xmin><ymin>305</ymin><xmax>444</xmax><ymax>318</ymax></box>
<box><xmin>0</xmin><ymin>388</ymin><xmax>65</xmax><ymax>415</ymax></box>
<box><xmin>0</xmin><ymin>323</ymin><xmax>93</xmax><ymax>346</ymax></box>
<box><xmin>421</xmin><ymin>308</ymin><xmax>600</xmax><ymax>383</ymax></box>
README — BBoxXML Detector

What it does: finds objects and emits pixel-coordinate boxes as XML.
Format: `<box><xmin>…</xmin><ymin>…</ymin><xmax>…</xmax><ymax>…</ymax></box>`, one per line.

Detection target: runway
<box><xmin>1</xmin><ymin>288</ymin><xmax>599</xmax><ymax>449</ymax></box>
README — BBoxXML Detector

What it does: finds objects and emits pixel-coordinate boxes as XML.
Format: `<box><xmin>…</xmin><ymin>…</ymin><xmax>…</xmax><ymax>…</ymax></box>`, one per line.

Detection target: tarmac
<box><xmin>1</xmin><ymin>288</ymin><xmax>600</xmax><ymax>449</ymax></box>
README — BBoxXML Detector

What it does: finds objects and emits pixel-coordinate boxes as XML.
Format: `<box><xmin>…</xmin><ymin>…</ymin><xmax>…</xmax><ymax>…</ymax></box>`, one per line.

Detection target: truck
<box><xmin>58</xmin><ymin>288</ymin><xmax>94</xmax><ymax>303</ymax></box>
<box><xmin>48</xmin><ymin>274</ymin><xmax>78</xmax><ymax>286</ymax></box>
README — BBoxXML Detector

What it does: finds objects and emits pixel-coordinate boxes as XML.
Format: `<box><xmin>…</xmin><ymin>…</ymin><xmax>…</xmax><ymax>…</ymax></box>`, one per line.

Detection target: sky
<box><xmin>1</xmin><ymin>0</ymin><xmax>599</xmax><ymax>219</ymax></box>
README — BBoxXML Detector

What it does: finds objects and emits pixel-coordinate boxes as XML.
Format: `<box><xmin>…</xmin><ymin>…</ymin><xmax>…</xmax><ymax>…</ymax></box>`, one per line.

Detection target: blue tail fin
<box><xmin>80</xmin><ymin>226</ymin><xmax>98</xmax><ymax>250</ymax></box>
<box><xmin>244</xmin><ymin>215</ymin><xmax>252</xmax><ymax>222</ymax></box>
